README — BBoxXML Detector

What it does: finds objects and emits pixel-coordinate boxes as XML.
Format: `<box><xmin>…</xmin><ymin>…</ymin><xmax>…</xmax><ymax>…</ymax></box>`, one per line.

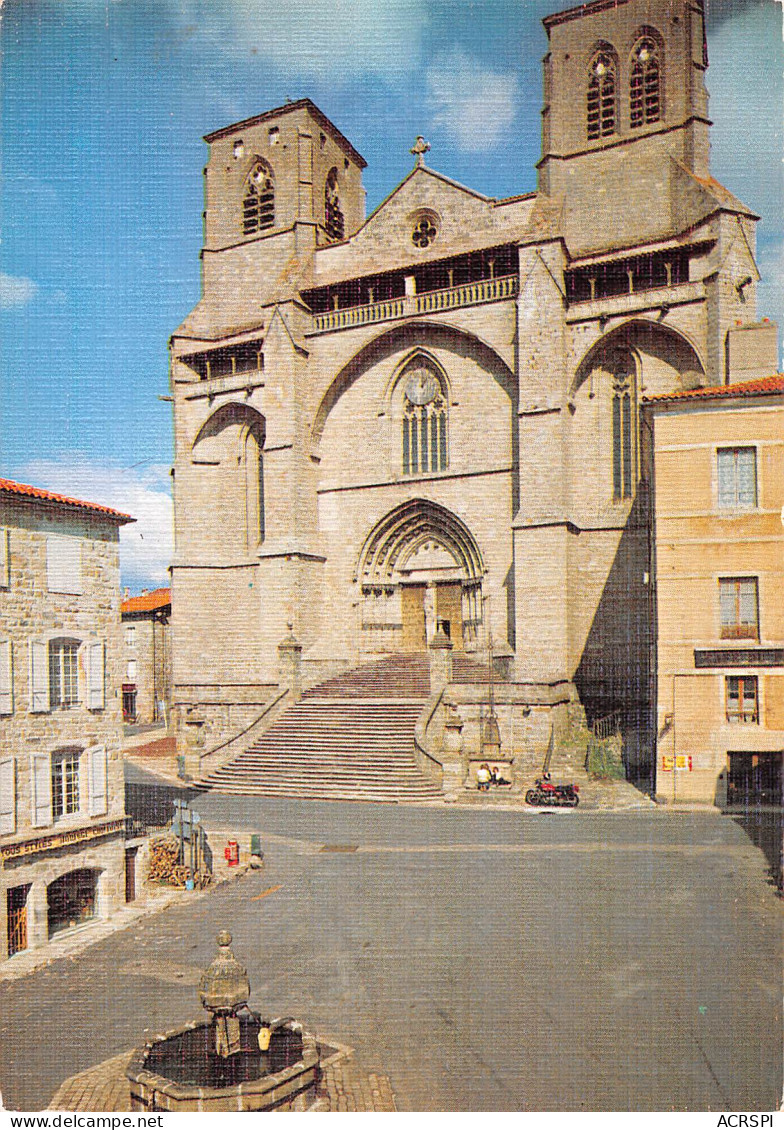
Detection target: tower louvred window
<box><xmin>587</xmin><ymin>51</ymin><xmax>617</xmax><ymax>139</ymax></box>
<box><xmin>242</xmin><ymin>161</ymin><xmax>275</xmax><ymax>235</ymax></box>
<box><xmin>630</xmin><ymin>37</ymin><xmax>661</xmax><ymax>127</ymax></box>
<box><xmin>325</xmin><ymin>169</ymin><xmax>344</xmax><ymax>242</ymax></box>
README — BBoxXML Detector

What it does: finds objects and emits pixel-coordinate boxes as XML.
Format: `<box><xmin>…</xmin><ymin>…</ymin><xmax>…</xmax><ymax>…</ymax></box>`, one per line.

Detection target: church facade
<box><xmin>169</xmin><ymin>0</ymin><xmax>774</xmax><ymax>783</ymax></box>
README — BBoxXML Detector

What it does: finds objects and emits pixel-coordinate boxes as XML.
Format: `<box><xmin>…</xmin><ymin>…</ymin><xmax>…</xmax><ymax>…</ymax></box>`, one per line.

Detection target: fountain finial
<box><xmin>200</xmin><ymin>930</ymin><xmax>250</xmax><ymax>1014</ymax></box>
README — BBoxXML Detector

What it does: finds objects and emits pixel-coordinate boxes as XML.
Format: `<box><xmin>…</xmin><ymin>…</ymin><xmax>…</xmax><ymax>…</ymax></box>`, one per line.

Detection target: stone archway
<box><xmin>356</xmin><ymin>499</ymin><xmax>485</xmax><ymax>653</ymax></box>
<box><xmin>47</xmin><ymin>868</ymin><xmax>101</xmax><ymax>939</ymax></box>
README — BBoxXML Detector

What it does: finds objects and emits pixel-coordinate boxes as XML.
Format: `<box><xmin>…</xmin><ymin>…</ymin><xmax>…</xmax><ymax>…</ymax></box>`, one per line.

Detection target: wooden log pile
<box><xmin>147</xmin><ymin>834</ymin><xmax>213</xmax><ymax>889</ymax></box>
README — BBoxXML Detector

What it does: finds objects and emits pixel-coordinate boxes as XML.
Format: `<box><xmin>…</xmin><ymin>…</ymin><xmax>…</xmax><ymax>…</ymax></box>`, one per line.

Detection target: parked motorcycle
<box><xmin>525</xmin><ymin>777</ymin><xmax>580</xmax><ymax>807</ymax></box>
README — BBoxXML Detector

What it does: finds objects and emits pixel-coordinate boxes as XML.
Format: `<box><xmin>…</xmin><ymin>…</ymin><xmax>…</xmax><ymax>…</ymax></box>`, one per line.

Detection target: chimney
<box><xmin>726</xmin><ymin>320</ymin><xmax>779</xmax><ymax>384</ymax></box>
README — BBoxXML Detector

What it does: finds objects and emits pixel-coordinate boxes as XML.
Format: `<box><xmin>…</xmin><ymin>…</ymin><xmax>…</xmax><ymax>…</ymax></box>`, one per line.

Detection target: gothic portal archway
<box><xmin>356</xmin><ymin>499</ymin><xmax>485</xmax><ymax>653</ymax></box>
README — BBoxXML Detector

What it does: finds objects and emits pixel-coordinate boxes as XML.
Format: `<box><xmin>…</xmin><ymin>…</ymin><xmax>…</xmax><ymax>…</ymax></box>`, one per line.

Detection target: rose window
<box><xmin>412</xmin><ymin>217</ymin><xmax>438</xmax><ymax>248</ymax></box>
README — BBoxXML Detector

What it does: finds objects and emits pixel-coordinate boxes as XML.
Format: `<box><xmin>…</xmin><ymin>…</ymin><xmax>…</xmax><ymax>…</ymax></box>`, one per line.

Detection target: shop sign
<box><xmin>0</xmin><ymin>818</ymin><xmax>126</xmax><ymax>862</ymax></box>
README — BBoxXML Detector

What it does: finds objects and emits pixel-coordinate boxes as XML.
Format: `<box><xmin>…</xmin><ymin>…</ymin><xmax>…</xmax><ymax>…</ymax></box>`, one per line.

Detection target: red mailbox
<box><xmin>225</xmin><ymin>840</ymin><xmax>240</xmax><ymax>866</ymax></box>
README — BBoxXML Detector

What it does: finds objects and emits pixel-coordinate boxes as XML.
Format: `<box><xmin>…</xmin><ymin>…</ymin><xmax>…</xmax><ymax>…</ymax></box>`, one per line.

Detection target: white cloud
<box><xmin>0</xmin><ymin>272</ymin><xmax>38</xmax><ymax>309</ymax></box>
<box><xmin>17</xmin><ymin>457</ymin><xmax>173</xmax><ymax>591</ymax></box>
<box><xmin>176</xmin><ymin>0</ymin><xmax>428</xmax><ymax>81</ymax></box>
<box><xmin>426</xmin><ymin>48</ymin><xmax>519</xmax><ymax>152</ymax></box>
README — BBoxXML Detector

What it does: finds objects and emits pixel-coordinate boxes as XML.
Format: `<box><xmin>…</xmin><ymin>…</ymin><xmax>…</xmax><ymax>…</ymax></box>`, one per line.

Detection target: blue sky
<box><xmin>1</xmin><ymin>0</ymin><xmax>782</xmax><ymax>588</ymax></box>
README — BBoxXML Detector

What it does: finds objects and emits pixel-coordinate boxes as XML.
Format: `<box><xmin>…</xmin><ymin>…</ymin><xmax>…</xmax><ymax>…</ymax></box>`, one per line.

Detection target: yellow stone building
<box><xmin>645</xmin><ymin>375</ymin><xmax>784</xmax><ymax>805</ymax></box>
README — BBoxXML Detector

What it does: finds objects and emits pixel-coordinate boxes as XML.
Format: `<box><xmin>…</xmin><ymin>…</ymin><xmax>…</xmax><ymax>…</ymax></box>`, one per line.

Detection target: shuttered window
<box><xmin>0</xmin><ymin>641</ymin><xmax>12</xmax><ymax>715</ymax></box>
<box><xmin>47</xmin><ymin>536</ymin><xmax>83</xmax><ymax>595</ymax></box>
<box><xmin>87</xmin><ymin>745</ymin><xmax>107</xmax><ymax>817</ymax></box>
<box><xmin>718</xmin><ymin>447</ymin><xmax>757</xmax><ymax>510</ymax></box>
<box><xmin>49</xmin><ymin>639</ymin><xmax>80</xmax><ymax>709</ymax></box>
<box><xmin>51</xmin><ymin>749</ymin><xmax>80</xmax><ymax>821</ymax></box>
<box><xmin>726</xmin><ymin>677</ymin><xmax>758</xmax><ymax>724</ymax></box>
<box><xmin>0</xmin><ymin>757</ymin><xmax>15</xmax><ymax>835</ymax></box>
<box><xmin>720</xmin><ymin>578</ymin><xmax>759</xmax><ymax>640</ymax></box>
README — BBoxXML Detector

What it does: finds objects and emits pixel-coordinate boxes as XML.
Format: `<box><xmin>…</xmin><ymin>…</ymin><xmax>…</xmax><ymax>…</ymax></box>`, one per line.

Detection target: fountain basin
<box><xmin>127</xmin><ymin>1018</ymin><xmax>321</xmax><ymax>1112</ymax></box>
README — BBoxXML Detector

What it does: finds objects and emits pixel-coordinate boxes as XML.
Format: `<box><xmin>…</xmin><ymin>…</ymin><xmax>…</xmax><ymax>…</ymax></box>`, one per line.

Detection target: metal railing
<box><xmin>313</xmin><ymin>274</ymin><xmax>519</xmax><ymax>333</ymax></box>
<box><xmin>592</xmin><ymin>709</ymin><xmax>622</xmax><ymax>741</ymax></box>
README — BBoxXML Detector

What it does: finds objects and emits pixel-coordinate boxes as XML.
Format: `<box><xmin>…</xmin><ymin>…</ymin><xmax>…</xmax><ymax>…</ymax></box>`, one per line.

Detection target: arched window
<box><xmin>630</xmin><ymin>36</ymin><xmax>661</xmax><ymax>127</ymax></box>
<box><xmin>612</xmin><ymin>364</ymin><xmax>637</xmax><ymax>500</ymax></box>
<box><xmin>242</xmin><ymin>160</ymin><xmax>275</xmax><ymax>235</ymax></box>
<box><xmin>587</xmin><ymin>49</ymin><xmax>617</xmax><ymax>139</ymax></box>
<box><xmin>324</xmin><ymin>169</ymin><xmax>344</xmax><ymax>242</ymax></box>
<box><xmin>401</xmin><ymin>361</ymin><xmax>448</xmax><ymax>476</ymax></box>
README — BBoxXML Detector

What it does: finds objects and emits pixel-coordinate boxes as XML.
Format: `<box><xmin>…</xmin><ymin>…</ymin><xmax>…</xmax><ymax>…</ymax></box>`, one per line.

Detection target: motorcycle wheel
<box><xmin>571</xmin><ymin>795</ymin><xmax>579</xmax><ymax>807</ymax></box>
<box><xmin>525</xmin><ymin>790</ymin><xmax>537</xmax><ymax>805</ymax></box>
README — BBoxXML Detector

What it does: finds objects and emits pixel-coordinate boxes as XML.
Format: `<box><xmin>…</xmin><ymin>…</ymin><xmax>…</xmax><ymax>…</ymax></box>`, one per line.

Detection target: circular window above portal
<box><xmin>411</xmin><ymin>211</ymin><xmax>439</xmax><ymax>249</ymax></box>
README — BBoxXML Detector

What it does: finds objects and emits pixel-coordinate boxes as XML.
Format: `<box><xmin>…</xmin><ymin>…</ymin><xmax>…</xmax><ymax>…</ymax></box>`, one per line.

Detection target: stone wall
<box><xmin>0</xmin><ymin>498</ymin><xmax>126</xmax><ymax>960</ymax></box>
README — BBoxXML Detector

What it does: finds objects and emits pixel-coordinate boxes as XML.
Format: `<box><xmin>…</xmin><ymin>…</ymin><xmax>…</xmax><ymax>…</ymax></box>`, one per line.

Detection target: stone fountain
<box><xmin>126</xmin><ymin>931</ymin><xmax>323</xmax><ymax>1112</ymax></box>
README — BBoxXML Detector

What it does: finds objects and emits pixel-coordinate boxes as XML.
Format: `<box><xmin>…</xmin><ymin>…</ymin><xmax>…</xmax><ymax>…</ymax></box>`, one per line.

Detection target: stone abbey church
<box><xmin>169</xmin><ymin>0</ymin><xmax>774</xmax><ymax>796</ymax></box>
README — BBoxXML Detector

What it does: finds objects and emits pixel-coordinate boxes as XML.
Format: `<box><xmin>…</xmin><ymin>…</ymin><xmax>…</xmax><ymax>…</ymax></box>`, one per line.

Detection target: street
<box><xmin>1</xmin><ymin>793</ymin><xmax>781</xmax><ymax>1111</ymax></box>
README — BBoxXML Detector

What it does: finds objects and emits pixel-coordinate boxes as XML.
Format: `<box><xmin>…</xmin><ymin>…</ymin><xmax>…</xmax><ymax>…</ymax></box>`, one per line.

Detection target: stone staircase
<box><xmin>200</xmin><ymin>656</ymin><xmax>451</xmax><ymax>803</ymax></box>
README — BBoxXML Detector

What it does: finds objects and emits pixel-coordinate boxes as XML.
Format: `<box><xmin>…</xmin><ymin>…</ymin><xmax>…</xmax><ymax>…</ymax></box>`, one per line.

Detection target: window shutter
<box><xmin>0</xmin><ymin>527</ymin><xmax>8</xmax><ymax>588</ymax></box>
<box><xmin>30</xmin><ymin>754</ymin><xmax>52</xmax><ymax>828</ymax></box>
<box><xmin>29</xmin><ymin>641</ymin><xmax>50</xmax><ymax>712</ymax></box>
<box><xmin>717</xmin><ymin>449</ymin><xmax>734</xmax><ymax>508</ymax></box>
<box><xmin>739</xmin><ymin>579</ymin><xmax>758</xmax><ymax>627</ymax></box>
<box><xmin>47</xmin><ymin>536</ymin><xmax>82</xmax><ymax>595</ymax></box>
<box><xmin>0</xmin><ymin>757</ymin><xmax>15</xmax><ymax>835</ymax></box>
<box><xmin>87</xmin><ymin>642</ymin><xmax>105</xmax><ymax>710</ymax></box>
<box><xmin>737</xmin><ymin>448</ymin><xmax>757</xmax><ymax>508</ymax></box>
<box><xmin>0</xmin><ymin>641</ymin><xmax>12</xmax><ymax>715</ymax></box>
<box><xmin>87</xmin><ymin>745</ymin><xmax>107</xmax><ymax>816</ymax></box>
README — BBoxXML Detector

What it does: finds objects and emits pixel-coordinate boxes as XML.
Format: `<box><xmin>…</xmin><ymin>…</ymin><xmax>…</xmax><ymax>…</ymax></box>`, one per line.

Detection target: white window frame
<box><xmin>716</xmin><ymin>445</ymin><xmax>758</xmax><ymax>511</ymax></box>
<box><xmin>48</xmin><ymin>637</ymin><xmax>81</xmax><ymax>710</ymax></box>
<box><xmin>50</xmin><ymin>747</ymin><xmax>81</xmax><ymax>822</ymax></box>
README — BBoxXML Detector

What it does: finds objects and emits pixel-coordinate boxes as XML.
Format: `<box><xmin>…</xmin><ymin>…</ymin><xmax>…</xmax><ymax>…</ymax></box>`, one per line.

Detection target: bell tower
<box><xmin>538</xmin><ymin>0</ymin><xmax>710</xmax><ymax>195</ymax></box>
<box><xmin>202</xmin><ymin>99</ymin><xmax>366</xmax><ymax>258</ymax></box>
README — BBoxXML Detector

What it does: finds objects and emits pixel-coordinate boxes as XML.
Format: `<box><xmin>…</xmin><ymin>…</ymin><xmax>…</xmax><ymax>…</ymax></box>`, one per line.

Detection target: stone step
<box><xmin>201</xmin><ymin>656</ymin><xmax>445</xmax><ymax>802</ymax></box>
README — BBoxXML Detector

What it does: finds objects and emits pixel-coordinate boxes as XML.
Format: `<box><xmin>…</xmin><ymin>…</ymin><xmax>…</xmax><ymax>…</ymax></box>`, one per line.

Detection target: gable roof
<box><xmin>122</xmin><ymin>587</ymin><xmax>171</xmax><ymax>614</ymax></box>
<box><xmin>308</xmin><ymin>164</ymin><xmax>535</xmax><ymax>289</ymax></box>
<box><xmin>0</xmin><ymin>477</ymin><xmax>134</xmax><ymax>523</ymax></box>
<box><xmin>644</xmin><ymin>373</ymin><xmax>784</xmax><ymax>405</ymax></box>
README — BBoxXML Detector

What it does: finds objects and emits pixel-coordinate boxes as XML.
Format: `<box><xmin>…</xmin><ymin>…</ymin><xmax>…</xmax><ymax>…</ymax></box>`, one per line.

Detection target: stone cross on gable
<box><xmin>410</xmin><ymin>136</ymin><xmax>431</xmax><ymax>168</ymax></box>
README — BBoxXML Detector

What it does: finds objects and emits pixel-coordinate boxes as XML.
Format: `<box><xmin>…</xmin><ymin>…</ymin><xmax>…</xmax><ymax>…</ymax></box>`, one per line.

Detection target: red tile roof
<box><xmin>0</xmin><ymin>477</ymin><xmax>134</xmax><ymax>522</ymax></box>
<box><xmin>122</xmin><ymin>587</ymin><xmax>171</xmax><ymax>614</ymax></box>
<box><xmin>644</xmin><ymin>374</ymin><xmax>784</xmax><ymax>405</ymax></box>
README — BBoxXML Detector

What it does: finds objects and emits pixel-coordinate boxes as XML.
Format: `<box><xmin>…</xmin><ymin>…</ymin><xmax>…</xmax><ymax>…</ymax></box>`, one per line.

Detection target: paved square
<box><xmin>1</xmin><ymin>798</ymin><xmax>780</xmax><ymax>1111</ymax></box>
